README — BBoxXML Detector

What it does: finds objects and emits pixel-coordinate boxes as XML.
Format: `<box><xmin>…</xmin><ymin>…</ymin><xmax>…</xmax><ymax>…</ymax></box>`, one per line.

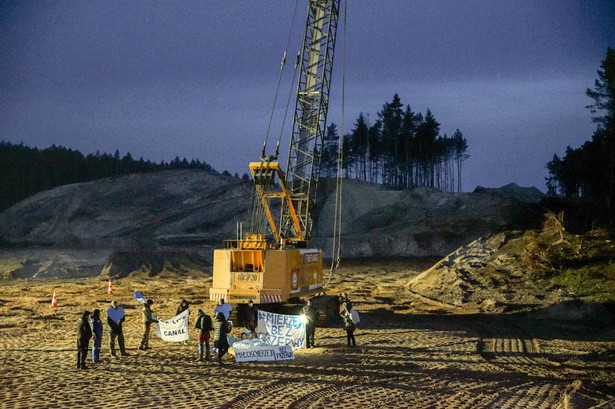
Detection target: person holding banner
<box><xmin>139</xmin><ymin>299</ymin><xmax>159</xmax><ymax>351</ymax></box>
<box><xmin>213</xmin><ymin>312</ymin><xmax>231</xmax><ymax>366</ymax></box>
<box><xmin>301</xmin><ymin>299</ymin><xmax>319</xmax><ymax>349</ymax></box>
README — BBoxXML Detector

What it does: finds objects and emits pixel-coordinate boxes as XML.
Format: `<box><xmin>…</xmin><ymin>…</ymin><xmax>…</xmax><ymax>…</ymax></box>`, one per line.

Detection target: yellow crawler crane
<box><xmin>209</xmin><ymin>0</ymin><xmax>341</xmax><ymax>324</ymax></box>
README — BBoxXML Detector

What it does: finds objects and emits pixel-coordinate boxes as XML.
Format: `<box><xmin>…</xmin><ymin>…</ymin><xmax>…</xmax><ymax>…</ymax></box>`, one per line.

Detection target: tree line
<box><xmin>0</xmin><ymin>94</ymin><xmax>469</xmax><ymax>212</ymax></box>
<box><xmin>320</xmin><ymin>94</ymin><xmax>469</xmax><ymax>192</ymax></box>
<box><xmin>546</xmin><ymin>48</ymin><xmax>615</xmax><ymax>225</ymax></box>
<box><xmin>0</xmin><ymin>142</ymin><xmax>217</xmax><ymax>211</ymax></box>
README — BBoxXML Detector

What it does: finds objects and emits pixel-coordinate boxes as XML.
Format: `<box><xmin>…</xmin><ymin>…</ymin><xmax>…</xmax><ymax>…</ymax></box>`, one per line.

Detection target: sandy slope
<box><xmin>1</xmin><ymin>260</ymin><xmax>614</xmax><ymax>408</ymax></box>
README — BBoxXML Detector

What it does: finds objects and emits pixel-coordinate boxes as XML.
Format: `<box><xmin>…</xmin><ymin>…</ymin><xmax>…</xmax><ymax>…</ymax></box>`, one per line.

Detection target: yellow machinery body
<box><xmin>209</xmin><ymin>234</ymin><xmax>323</xmax><ymax>304</ymax></box>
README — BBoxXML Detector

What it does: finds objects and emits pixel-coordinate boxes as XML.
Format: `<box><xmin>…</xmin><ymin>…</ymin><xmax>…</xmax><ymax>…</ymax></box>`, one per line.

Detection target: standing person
<box><xmin>76</xmin><ymin>310</ymin><xmax>92</xmax><ymax>369</ymax></box>
<box><xmin>176</xmin><ymin>299</ymin><xmax>190</xmax><ymax>344</ymax></box>
<box><xmin>339</xmin><ymin>292</ymin><xmax>353</xmax><ymax>312</ymax></box>
<box><xmin>301</xmin><ymin>299</ymin><xmax>319</xmax><ymax>349</ymax></box>
<box><xmin>341</xmin><ymin>308</ymin><xmax>356</xmax><ymax>347</ymax></box>
<box><xmin>194</xmin><ymin>309</ymin><xmax>213</xmax><ymax>361</ymax></box>
<box><xmin>213</xmin><ymin>312</ymin><xmax>231</xmax><ymax>366</ymax></box>
<box><xmin>242</xmin><ymin>300</ymin><xmax>258</xmax><ymax>333</ymax></box>
<box><xmin>107</xmin><ymin>300</ymin><xmax>128</xmax><ymax>357</ymax></box>
<box><xmin>139</xmin><ymin>299</ymin><xmax>158</xmax><ymax>351</ymax></box>
<box><xmin>214</xmin><ymin>298</ymin><xmax>232</xmax><ymax>321</ymax></box>
<box><xmin>176</xmin><ymin>299</ymin><xmax>189</xmax><ymax>316</ymax></box>
<box><xmin>90</xmin><ymin>309</ymin><xmax>103</xmax><ymax>363</ymax></box>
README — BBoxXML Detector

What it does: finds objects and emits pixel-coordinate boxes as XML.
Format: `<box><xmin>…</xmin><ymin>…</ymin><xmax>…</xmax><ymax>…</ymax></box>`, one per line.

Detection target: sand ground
<box><xmin>1</xmin><ymin>260</ymin><xmax>614</xmax><ymax>408</ymax></box>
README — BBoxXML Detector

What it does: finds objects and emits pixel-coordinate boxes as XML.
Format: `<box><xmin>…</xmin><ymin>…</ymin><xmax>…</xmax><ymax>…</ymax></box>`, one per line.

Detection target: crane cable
<box><xmin>261</xmin><ymin>0</ymin><xmax>300</xmax><ymax>161</ymax></box>
<box><xmin>326</xmin><ymin>0</ymin><xmax>346</xmax><ymax>286</ymax></box>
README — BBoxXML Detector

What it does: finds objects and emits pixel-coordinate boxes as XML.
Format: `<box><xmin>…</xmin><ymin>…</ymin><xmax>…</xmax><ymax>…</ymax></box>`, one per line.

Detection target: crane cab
<box><xmin>209</xmin><ymin>234</ymin><xmax>323</xmax><ymax>304</ymax></box>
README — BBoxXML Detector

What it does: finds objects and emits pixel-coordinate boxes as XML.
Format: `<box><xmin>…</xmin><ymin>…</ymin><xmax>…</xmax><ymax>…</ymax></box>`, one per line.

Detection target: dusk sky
<box><xmin>1</xmin><ymin>1</ymin><xmax>614</xmax><ymax>191</ymax></box>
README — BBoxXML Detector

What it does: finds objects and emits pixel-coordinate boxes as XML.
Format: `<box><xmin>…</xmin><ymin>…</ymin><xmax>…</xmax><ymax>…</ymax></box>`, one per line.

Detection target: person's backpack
<box><xmin>202</xmin><ymin>314</ymin><xmax>213</xmax><ymax>331</ymax></box>
<box><xmin>195</xmin><ymin>316</ymin><xmax>203</xmax><ymax>329</ymax></box>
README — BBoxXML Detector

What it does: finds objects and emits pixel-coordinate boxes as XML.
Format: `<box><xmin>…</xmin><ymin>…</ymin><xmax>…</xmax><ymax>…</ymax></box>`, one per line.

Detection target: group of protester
<box><xmin>76</xmin><ymin>293</ymin><xmax>359</xmax><ymax>369</ymax></box>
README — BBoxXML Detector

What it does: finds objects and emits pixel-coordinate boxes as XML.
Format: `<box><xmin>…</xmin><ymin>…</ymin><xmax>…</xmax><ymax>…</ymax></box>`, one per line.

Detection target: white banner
<box><xmin>155</xmin><ymin>309</ymin><xmax>190</xmax><ymax>342</ymax></box>
<box><xmin>257</xmin><ymin>310</ymin><xmax>306</xmax><ymax>349</ymax></box>
<box><xmin>233</xmin><ymin>344</ymin><xmax>295</xmax><ymax>362</ymax></box>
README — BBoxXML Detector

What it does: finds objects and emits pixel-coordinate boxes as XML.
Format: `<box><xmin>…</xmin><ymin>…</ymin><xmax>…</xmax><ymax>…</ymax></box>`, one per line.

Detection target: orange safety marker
<box><xmin>51</xmin><ymin>289</ymin><xmax>59</xmax><ymax>307</ymax></box>
<box><xmin>107</xmin><ymin>279</ymin><xmax>113</xmax><ymax>295</ymax></box>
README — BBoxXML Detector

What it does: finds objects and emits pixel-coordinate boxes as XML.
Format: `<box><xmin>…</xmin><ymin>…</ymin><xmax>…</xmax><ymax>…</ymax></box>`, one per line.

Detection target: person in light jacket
<box><xmin>139</xmin><ymin>299</ymin><xmax>158</xmax><ymax>351</ymax></box>
<box><xmin>213</xmin><ymin>312</ymin><xmax>231</xmax><ymax>366</ymax></box>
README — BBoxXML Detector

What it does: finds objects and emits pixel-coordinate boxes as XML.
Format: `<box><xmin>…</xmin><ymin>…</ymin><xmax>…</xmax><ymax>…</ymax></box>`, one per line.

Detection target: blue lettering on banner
<box><xmin>275</xmin><ymin>346</ymin><xmax>294</xmax><ymax>360</ymax></box>
<box><xmin>257</xmin><ymin>310</ymin><xmax>306</xmax><ymax>349</ymax></box>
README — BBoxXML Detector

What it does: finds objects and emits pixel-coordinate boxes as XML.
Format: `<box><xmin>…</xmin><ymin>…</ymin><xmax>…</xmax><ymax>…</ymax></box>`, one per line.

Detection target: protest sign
<box><xmin>155</xmin><ymin>309</ymin><xmax>190</xmax><ymax>342</ymax></box>
<box><xmin>233</xmin><ymin>344</ymin><xmax>295</xmax><ymax>362</ymax></box>
<box><xmin>257</xmin><ymin>310</ymin><xmax>306</xmax><ymax>349</ymax></box>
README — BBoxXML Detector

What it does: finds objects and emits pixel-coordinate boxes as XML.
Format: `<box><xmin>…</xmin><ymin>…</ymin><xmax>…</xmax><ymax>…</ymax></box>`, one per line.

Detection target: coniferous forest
<box><xmin>321</xmin><ymin>94</ymin><xmax>469</xmax><ymax>192</ymax></box>
<box><xmin>0</xmin><ymin>143</ymin><xmax>216</xmax><ymax>211</ymax></box>
<box><xmin>2</xmin><ymin>48</ymin><xmax>613</xmax><ymax>219</ymax></box>
<box><xmin>1</xmin><ymin>94</ymin><xmax>469</xmax><ymax>213</ymax></box>
<box><xmin>546</xmin><ymin>48</ymin><xmax>615</xmax><ymax>225</ymax></box>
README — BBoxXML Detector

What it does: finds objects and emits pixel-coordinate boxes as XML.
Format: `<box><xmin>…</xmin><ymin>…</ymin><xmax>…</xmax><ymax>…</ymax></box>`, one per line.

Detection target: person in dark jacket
<box><xmin>90</xmin><ymin>309</ymin><xmax>103</xmax><ymax>363</ymax></box>
<box><xmin>176</xmin><ymin>299</ymin><xmax>190</xmax><ymax>344</ymax></box>
<box><xmin>301</xmin><ymin>299</ymin><xmax>319</xmax><ymax>348</ymax></box>
<box><xmin>139</xmin><ymin>299</ymin><xmax>158</xmax><ymax>351</ymax></box>
<box><xmin>242</xmin><ymin>299</ymin><xmax>258</xmax><ymax>333</ymax></box>
<box><xmin>194</xmin><ymin>309</ymin><xmax>213</xmax><ymax>361</ymax></box>
<box><xmin>176</xmin><ymin>299</ymin><xmax>190</xmax><ymax>316</ymax></box>
<box><xmin>213</xmin><ymin>312</ymin><xmax>231</xmax><ymax>366</ymax></box>
<box><xmin>107</xmin><ymin>300</ymin><xmax>128</xmax><ymax>357</ymax></box>
<box><xmin>76</xmin><ymin>310</ymin><xmax>92</xmax><ymax>369</ymax></box>
<box><xmin>341</xmin><ymin>308</ymin><xmax>356</xmax><ymax>347</ymax></box>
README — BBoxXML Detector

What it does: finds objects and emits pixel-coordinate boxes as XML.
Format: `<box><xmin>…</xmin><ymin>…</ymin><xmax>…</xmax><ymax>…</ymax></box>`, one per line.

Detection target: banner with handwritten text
<box><xmin>257</xmin><ymin>310</ymin><xmax>306</xmax><ymax>349</ymax></box>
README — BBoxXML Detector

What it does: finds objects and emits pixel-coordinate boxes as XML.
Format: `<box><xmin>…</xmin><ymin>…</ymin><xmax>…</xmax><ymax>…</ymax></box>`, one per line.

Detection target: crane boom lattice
<box><xmin>282</xmin><ymin>0</ymin><xmax>339</xmax><ymax>244</ymax></box>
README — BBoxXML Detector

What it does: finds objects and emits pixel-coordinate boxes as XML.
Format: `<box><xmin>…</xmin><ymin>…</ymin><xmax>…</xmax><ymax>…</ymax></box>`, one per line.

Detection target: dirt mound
<box><xmin>0</xmin><ymin>170</ymin><xmax>544</xmax><ymax>265</ymax></box>
<box><xmin>409</xmin><ymin>213</ymin><xmax>615</xmax><ymax>313</ymax></box>
<box><xmin>100</xmin><ymin>250</ymin><xmax>210</xmax><ymax>278</ymax></box>
<box><xmin>532</xmin><ymin>299</ymin><xmax>615</xmax><ymax>324</ymax></box>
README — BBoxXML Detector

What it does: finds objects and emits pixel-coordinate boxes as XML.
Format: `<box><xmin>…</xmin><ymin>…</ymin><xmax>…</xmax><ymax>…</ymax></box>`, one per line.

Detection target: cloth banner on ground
<box><xmin>155</xmin><ymin>309</ymin><xmax>190</xmax><ymax>342</ymax></box>
<box><xmin>256</xmin><ymin>310</ymin><xmax>306</xmax><ymax>349</ymax></box>
<box><xmin>232</xmin><ymin>339</ymin><xmax>295</xmax><ymax>362</ymax></box>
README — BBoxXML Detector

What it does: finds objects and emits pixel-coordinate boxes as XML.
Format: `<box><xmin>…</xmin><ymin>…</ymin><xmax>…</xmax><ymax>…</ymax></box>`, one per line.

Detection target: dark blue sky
<box><xmin>1</xmin><ymin>1</ymin><xmax>614</xmax><ymax>191</ymax></box>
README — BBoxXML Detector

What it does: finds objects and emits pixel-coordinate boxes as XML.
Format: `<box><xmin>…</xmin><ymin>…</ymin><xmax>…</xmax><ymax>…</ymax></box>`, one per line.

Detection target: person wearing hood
<box><xmin>76</xmin><ymin>310</ymin><xmax>92</xmax><ymax>369</ymax></box>
<box><xmin>90</xmin><ymin>309</ymin><xmax>103</xmax><ymax>363</ymax></box>
<box><xmin>194</xmin><ymin>308</ymin><xmax>213</xmax><ymax>361</ymax></box>
<box><xmin>139</xmin><ymin>299</ymin><xmax>158</xmax><ymax>351</ymax></box>
<box><xmin>176</xmin><ymin>299</ymin><xmax>189</xmax><ymax>316</ymax></box>
<box><xmin>213</xmin><ymin>312</ymin><xmax>231</xmax><ymax>366</ymax></box>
